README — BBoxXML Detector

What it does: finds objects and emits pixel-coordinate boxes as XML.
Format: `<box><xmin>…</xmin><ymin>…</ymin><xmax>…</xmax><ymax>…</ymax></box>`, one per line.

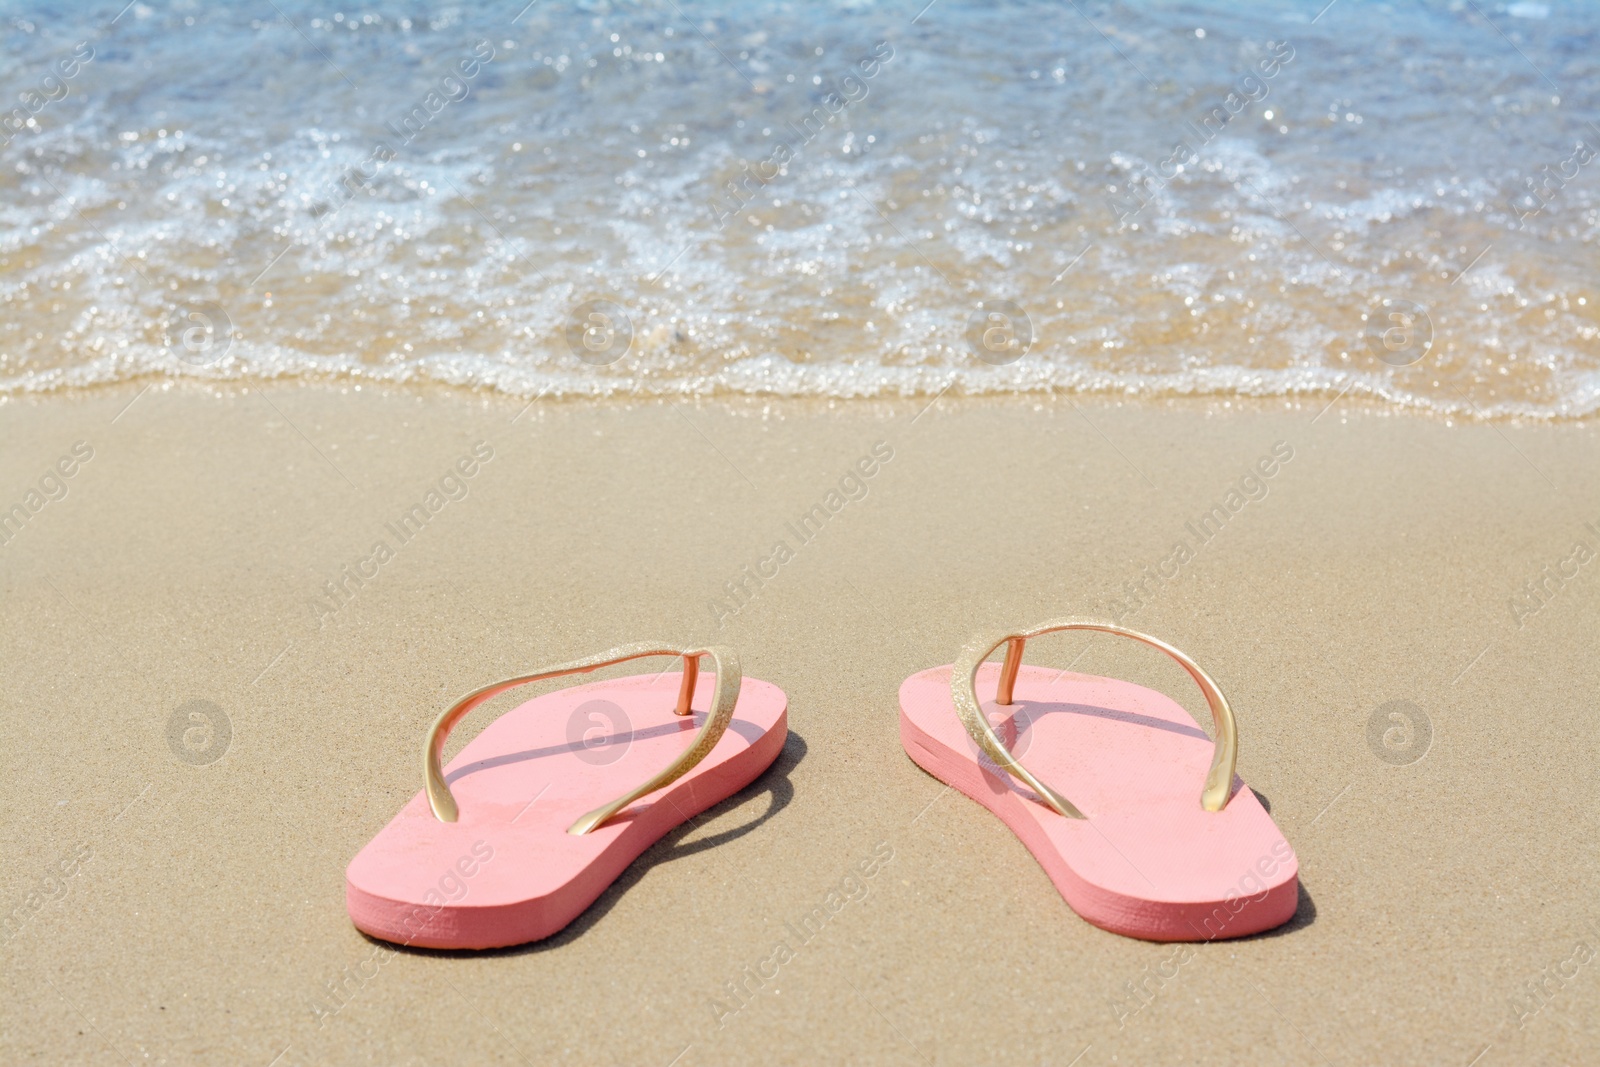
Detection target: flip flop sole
<box><xmin>348</xmin><ymin>671</ymin><xmax>787</xmax><ymax>949</ymax></box>
<box><xmin>900</xmin><ymin>663</ymin><xmax>1297</xmax><ymax>941</ymax></box>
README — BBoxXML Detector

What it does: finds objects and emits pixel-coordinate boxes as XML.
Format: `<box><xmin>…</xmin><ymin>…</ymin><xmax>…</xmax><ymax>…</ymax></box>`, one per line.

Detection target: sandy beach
<box><xmin>6</xmin><ymin>0</ymin><xmax>1599</xmax><ymax>1061</ymax></box>
<box><xmin>3</xmin><ymin>383</ymin><xmax>1597</xmax><ymax>1065</ymax></box>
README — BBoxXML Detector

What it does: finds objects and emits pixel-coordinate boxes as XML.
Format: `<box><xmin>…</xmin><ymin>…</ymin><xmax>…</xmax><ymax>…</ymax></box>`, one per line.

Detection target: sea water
<box><xmin>1</xmin><ymin>0</ymin><xmax>1595</xmax><ymax>417</ymax></box>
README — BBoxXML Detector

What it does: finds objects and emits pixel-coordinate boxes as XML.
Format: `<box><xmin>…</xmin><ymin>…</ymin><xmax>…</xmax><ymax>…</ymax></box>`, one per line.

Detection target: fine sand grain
<box><xmin>3</xmin><ymin>384</ymin><xmax>1598</xmax><ymax>1065</ymax></box>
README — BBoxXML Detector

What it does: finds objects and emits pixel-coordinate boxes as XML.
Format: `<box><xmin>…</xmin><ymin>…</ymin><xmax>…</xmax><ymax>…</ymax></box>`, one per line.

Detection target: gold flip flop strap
<box><xmin>422</xmin><ymin>642</ymin><xmax>742</xmax><ymax>835</ymax></box>
<box><xmin>950</xmin><ymin>619</ymin><xmax>1238</xmax><ymax>818</ymax></box>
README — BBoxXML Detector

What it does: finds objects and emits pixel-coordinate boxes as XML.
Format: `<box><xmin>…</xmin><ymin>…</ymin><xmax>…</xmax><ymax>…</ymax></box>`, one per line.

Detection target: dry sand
<box><xmin>3</xmin><ymin>383</ymin><xmax>1598</xmax><ymax>1065</ymax></box>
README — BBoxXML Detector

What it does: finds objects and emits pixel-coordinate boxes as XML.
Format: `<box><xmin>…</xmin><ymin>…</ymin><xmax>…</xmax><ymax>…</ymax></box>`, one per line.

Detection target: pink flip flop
<box><xmin>899</xmin><ymin>620</ymin><xmax>1298</xmax><ymax>941</ymax></box>
<box><xmin>347</xmin><ymin>643</ymin><xmax>787</xmax><ymax>949</ymax></box>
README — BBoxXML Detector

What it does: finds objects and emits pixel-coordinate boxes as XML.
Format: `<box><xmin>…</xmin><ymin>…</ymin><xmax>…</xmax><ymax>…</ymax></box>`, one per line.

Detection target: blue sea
<box><xmin>1</xmin><ymin>0</ymin><xmax>1596</xmax><ymax>417</ymax></box>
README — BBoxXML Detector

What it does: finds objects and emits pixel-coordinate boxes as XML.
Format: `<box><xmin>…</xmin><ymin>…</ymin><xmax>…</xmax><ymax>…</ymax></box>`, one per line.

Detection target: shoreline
<box><xmin>6</xmin><ymin>373</ymin><xmax>1600</xmax><ymax>425</ymax></box>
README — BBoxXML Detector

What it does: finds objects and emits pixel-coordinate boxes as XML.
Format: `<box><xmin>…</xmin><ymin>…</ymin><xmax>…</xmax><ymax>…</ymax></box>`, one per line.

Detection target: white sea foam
<box><xmin>0</xmin><ymin>1</ymin><xmax>1595</xmax><ymax>417</ymax></box>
